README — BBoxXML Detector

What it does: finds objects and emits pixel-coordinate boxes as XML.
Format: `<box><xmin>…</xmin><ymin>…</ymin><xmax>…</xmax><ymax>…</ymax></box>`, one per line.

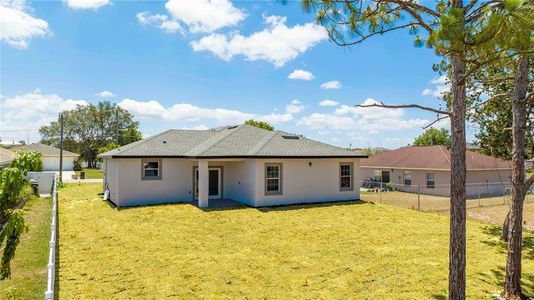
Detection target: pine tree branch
<box><xmin>327</xmin><ymin>22</ymin><xmax>420</xmax><ymax>46</ymax></box>
<box><xmin>390</xmin><ymin>0</ymin><xmax>441</xmax><ymax>18</ymax></box>
<box><xmin>356</xmin><ymin>102</ymin><xmax>450</xmax><ymax>115</ymax></box>
<box><xmin>422</xmin><ymin>115</ymin><xmax>449</xmax><ymax>129</ymax></box>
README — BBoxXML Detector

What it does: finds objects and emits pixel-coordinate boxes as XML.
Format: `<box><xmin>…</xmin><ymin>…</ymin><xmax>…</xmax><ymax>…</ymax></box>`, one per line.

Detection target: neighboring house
<box><xmin>99</xmin><ymin>124</ymin><xmax>366</xmax><ymax>207</ymax></box>
<box><xmin>466</xmin><ymin>142</ymin><xmax>482</xmax><ymax>153</ymax></box>
<box><xmin>0</xmin><ymin>148</ymin><xmax>16</xmax><ymax>169</ymax></box>
<box><xmin>13</xmin><ymin>143</ymin><xmax>79</xmax><ymax>171</ymax></box>
<box><xmin>360</xmin><ymin>145</ymin><xmax>512</xmax><ymax>197</ymax></box>
<box><xmin>526</xmin><ymin>159</ymin><xmax>534</xmax><ymax>170</ymax></box>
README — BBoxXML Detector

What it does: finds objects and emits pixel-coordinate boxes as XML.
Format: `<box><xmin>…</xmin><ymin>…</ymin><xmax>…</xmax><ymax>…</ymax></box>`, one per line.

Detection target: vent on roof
<box><xmin>228</xmin><ymin>125</ymin><xmax>239</xmax><ymax>129</ymax></box>
<box><xmin>282</xmin><ymin>135</ymin><xmax>299</xmax><ymax>140</ymax></box>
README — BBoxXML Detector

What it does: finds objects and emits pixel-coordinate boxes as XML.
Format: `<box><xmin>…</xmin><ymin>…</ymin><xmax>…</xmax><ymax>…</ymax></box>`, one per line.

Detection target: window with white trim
<box><xmin>265</xmin><ymin>164</ymin><xmax>282</xmax><ymax>194</ymax></box>
<box><xmin>426</xmin><ymin>172</ymin><xmax>435</xmax><ymax>188</ymax></box>
<box><xmin>403</xmin><ymin>170</ymin><xmax>412</xmax><ymax>186</ymax></box>
<box><xmin>142</xmin><ymin>160</ymin><xmax>161</xmax><ymax>180</ymax></box>
<box><xmin>340</xmin><ymin>163</ymin><xmax>353</xmax><ymax>190</ymax></box>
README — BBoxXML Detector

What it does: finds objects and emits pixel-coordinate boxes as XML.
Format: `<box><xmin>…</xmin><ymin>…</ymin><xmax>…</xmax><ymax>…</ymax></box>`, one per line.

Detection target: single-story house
<box><xmin>99</xmin><ymin>124</ymin><xmax>367</xmax><ymax>207</ymax></box>
<box><xmin>13</xmin><ymin>143</ymin><xmax>79</xmax><ymax>171</ymax></box>
<box><xmin>360</xmin><ymin>145</ymin><xmax>512</xmax><ymax>197</ymax></box>
<box><xmin>0</xmin><ymin>147</ymin><xmax>16</xmax><ymax>169</ymax></box>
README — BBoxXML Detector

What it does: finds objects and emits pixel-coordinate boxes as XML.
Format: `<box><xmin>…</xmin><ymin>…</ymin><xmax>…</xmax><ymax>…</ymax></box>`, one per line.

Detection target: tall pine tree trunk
<box><xmin>449</xmin><ymin>52</ymin><xmax>467</xmax><ymax>300</ymax></box>
<box><xmin>504</xmin><ymin>54</ymin><xmax>529</xmax><ymax>300</ymax></box>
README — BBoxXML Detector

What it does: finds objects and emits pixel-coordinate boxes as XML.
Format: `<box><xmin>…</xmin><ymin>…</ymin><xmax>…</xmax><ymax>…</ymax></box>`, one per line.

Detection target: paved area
<box><xmin>63</xmin><ymin>178</ymin><xmax>103</xmax><ymax>184</ymax></box>
<box><xmin>190</xmin><ymin>198</ymin><xmax>246</xmax><ymax>209</ymax></box>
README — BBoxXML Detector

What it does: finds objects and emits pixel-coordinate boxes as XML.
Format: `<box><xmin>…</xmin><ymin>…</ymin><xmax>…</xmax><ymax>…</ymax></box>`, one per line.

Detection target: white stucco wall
<box><xmin>42</xmin><ymin>156</ymin><xmax>75</xmax><ymax>171</ymax></box>
<box><xmin>253</xmin><ymin>158</ymin><xmax>360</xmax><ymax>207</ymax></box>
<box><xmin>114</xmin><ymin>158</ymin><xmax>195</xmax><ymax>206</ymax></box>
<box><xmin>223</xmin><ymin>160</ymin><xmax>256</xmax><ymax>206</ymax></box>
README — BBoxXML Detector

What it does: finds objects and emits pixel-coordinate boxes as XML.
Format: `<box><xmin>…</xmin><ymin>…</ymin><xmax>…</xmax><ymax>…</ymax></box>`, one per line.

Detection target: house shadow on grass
<box><xmin>105</xmin><ymin>196</ymin><xmax>368</xmax><ymax>213</ymax></box>
<box><xmin>255</xmin><ymin>200</ymin><xmax>367</xmax><ymax>213</ymax></box>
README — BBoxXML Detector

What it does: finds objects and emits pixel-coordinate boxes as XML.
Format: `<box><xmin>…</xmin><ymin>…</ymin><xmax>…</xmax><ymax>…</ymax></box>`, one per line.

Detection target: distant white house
<box><xmin>99</xmin><ymin>124</ymin><xmax>366</xmax><ymax>207</ymax></box>
<box><xmin>13</xmin><ymin>143</ymin><xmax>79</xmax><ymax>171</ymax></box>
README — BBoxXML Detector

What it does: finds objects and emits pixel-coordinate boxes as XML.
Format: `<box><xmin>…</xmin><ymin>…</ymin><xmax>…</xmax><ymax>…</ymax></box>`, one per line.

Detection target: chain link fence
<box><xmin>359</xmin><ymin>180</ymin><xmax>526</xmax><ymax>212</ymax></box>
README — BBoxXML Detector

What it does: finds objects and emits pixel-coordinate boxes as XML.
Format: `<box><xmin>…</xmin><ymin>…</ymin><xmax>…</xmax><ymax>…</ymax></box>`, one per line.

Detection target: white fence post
<box><xmin>44</xmin><ymin>178</ymin><xmax>58</xmax><ymax>300</ymax></box>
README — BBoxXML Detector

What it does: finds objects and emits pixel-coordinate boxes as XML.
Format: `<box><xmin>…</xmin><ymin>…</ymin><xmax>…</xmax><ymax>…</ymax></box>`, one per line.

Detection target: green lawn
<box><xmin>0</xmin><ymin>196</ymin><xmax>52</xmax><ymax>299</ymax></box>
<box><xmin>58</xmin><ymin>184</ymin><xmax>534</xmax><ymax>299</ymax></box>
<box><xmin>75</xmin><ymin>168</ymin><xmax>103</xmax><ymax>179</ymax></box>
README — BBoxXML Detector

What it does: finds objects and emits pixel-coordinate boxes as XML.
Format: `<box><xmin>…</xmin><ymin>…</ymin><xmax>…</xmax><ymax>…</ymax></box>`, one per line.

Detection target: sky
<box><xmin>0</xmin><ymin>0</ymin><xmax>477</xmax><ymax>149</ymax></box>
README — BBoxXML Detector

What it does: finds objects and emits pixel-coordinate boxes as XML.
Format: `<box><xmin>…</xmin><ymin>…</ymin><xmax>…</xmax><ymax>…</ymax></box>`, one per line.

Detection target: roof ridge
<box><xmin>246</xmin><ymin>130</ymin><xmax>279</xmax><ymax>155</ymax></box>
<box><xmin>184</xmin><ymin>126</ymin><xmax>239</xmax><ymax>156</ymax></box>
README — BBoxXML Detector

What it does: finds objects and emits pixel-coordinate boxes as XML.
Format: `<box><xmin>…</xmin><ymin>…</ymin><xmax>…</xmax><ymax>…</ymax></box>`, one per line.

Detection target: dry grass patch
<box><xmin>58</xmin><ymin>184</ymin><xmax>534</xmax><ymax>299</ymax></box>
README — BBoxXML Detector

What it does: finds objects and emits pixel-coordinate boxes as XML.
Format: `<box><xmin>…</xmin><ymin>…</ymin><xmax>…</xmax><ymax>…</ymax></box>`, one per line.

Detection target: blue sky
<box><xmin>1</xmin><ymin>0</ymin><xmax>475</xmax><ymax>148</ymax></box>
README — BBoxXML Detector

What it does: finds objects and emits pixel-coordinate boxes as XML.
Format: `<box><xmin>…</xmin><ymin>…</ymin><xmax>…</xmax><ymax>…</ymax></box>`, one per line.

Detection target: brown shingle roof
<box><xmin>360</xmin><ymin>145</ymin><xmax>511</xmax><ymax>170</ymax></box>
<box><xmin>12</xmin><ymin>143</ymin><xmax>79</xmax><ymax>157</ymax></box>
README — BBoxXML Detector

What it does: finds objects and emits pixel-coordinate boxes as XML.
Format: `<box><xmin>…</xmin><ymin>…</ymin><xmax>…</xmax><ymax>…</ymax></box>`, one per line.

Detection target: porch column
<box><xmin>198</xmin><ymin>160</ymin><xmax>209</xmax><ymax>208</ymax></box>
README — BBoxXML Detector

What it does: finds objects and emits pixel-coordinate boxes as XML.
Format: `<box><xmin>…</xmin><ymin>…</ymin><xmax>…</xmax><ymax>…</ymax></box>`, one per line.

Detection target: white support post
<box><xmin>198</xmin><ymin>160</ymin><xmax>209</xmax><ymax>208</ymax></box>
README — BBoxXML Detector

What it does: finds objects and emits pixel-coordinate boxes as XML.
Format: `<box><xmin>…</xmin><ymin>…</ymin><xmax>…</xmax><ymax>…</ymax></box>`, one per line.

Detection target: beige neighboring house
<box><xmin>0</xmin><ymin>148</ymin><xmax>16</xmax><ymax>169</ymax></box>
<box><xmin>13</xmin><ymin>143</ymin><xmax>79</xmax><ymax>171</ymax></box>
<box><xmin>360</xmin><ymin>145</ymin><xmax>512</xmax><ymax>197</ymax></box>
<box><xmin>99</xmin><ymin>124</ymin><xmax>367</xmax><ymax>207</ymax></box>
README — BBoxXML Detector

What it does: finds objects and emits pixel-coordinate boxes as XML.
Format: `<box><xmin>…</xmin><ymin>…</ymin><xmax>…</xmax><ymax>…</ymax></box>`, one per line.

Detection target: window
<box><xmin>373</xmin><ymin>170</ymin><xmax>382</xmax><ymax>182</ymax></box>
<box><xmin>426</xmin><ymin>173</ymin><xmax>435</xmax><ymax>188</ymax></box>
<box><xmin>404</xmin><ymin>171</ymin><xmax>412</xmax><ymax>186</ymax></box>
<box><xmin>265</xmin><ymin>163</ymin><xmax>282</xmax><ymax>195</ymax></box>
<box><xmin>340</xmin><ymin>163</ymin><xmax>353</xmax><ymax>190</ymax></box>
<box><xmin>142</xmin><ymin>159</ymin><xmax>161</xmax><ymax>180</ymax></box>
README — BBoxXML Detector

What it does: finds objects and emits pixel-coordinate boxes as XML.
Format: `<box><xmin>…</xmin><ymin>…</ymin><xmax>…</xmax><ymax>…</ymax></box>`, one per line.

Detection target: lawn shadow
<box><xmin>431</xmin><ymin>294</ymin><xmax>447</xmax><ymax>300</ymax></box>
<box><xmin>481</xmin><ymin>225</ymin><xmax>534</xmax><ymax>260</ymax></box>
<box><xmin>477</xmin><ymin>266</ymin><xmax>534</xmax><ymax>299</ymax></box>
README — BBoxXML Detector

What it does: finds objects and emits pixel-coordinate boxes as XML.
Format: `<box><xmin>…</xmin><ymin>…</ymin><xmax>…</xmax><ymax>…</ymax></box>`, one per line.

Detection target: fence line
<box><xmin>44</xmin><ymin>178</ymin><xmax>58</xmax><ymax>300</ymax></box>
<box><xmin>359</xmin><ymin>180</ymin><xmax>534</xmax><ymax>212</ymax></box>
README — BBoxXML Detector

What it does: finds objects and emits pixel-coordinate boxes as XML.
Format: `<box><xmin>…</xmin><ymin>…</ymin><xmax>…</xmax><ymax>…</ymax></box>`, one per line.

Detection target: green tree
<box><xmin>413</xmin><ymin>128</ymin><xmax>451</xmax><ymax>146</ymax></box>
<box><xmin>0</xmin><ymin>168</ymin><xmax>28</xmax><ymax>279</ymax></box>
<box><xmin>299</xmin><ymin>0</ymin><xmax>526</xmax><ymax>297</ymax></box>
<box><xmin>39</xmin><ymin>101</ymin><xmax>142</xmax><ymax>168</ymax></box>
<box><xmin>244</xmin><ymin>120</ymin><xmax>274</xmax><ymax>131</ymax></box>
<box><xmin>9</xmin><ymin>151</ymin><xmax>43</xmax><ymax>175</ymax></box>
<box><xmin>97</xmin><ymin>142</ymin><xmax>119</xmax><ymax>162</ymax></box>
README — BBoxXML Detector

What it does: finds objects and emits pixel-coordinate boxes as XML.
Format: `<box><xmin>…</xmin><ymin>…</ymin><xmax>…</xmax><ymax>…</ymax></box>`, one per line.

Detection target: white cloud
<box><xmin>0</xmin><ymin>0</ymin><xmax>50</xmax><ymax>48</ymax></box>
<box><xmin>117</xmin><ymin>98</ymin><xmax>299</xmax><ymax>124</ymax></box>
<box><xmin>320</xmin><ymin>80</ymin><xmax>342</xmax><ymax>89</ymax></box>
<box><xmin>288</xmin><ymin>69</ymin><xmax>315</xmax><ymax>80</ymax></box>
<box><xmin>319</xmin><ymin>99</ymin><xmax>339</xmax><ymax>106</ymax></box>
<box><xmin>64</xmin><ymin>0</ymin><xmax>110</xmax><ymax>10</ymax></box>
<box><xmin>164</xmin><ymin>0</ymin><xmax>245</xmax><ymax>33</ymax></box>
<box><xmin>0</xmin><ymin>90</ymin><xmax>89</xmax><ymax>133</ymax></box>
<box><xmin>190</xmin><ymin>15</ymin><xmax>328</xmax><ymax>67</ymax></box>
<box><xmin>298</xmin><ymin>98</ymin><xmax>429</xmax><ymax>133</ymax></box>
<box><xmin>136</xmin><ymin>11</ymin><xmax>183</xmax><ymax>34</ymax></box>
<box><xmin>95</xmin><ymin>90</ymin><xmax>115</xmax><ymax>98</ymax></box>
<box><xmin>285</xmin><ymin>99</ymin><xmax>304</xmax><ymax>114</ymax></box>
<box><xmin>422</xmin><ymin>75</ymin><xmax>449</xmax><ymax>97</ymax></box>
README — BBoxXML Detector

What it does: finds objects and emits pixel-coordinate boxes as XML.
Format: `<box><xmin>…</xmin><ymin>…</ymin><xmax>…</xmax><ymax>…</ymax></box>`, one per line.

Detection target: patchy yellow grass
<box><xmin>361</xmin><ymin>191</ymin><xmax>534</xmax><ymax>230</ymax></box>
<box><xmin>58</xmin><ymin>184</ymin><xmax>534</xmax><ymax>299</ymax></box>
<box><xmin>0</xmin><ymin>196</ymin><xmax>51</xmax><ymax>299</ymax></box>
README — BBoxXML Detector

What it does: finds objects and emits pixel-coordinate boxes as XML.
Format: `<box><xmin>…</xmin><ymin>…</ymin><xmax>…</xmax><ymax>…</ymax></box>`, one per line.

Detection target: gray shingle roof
<box><xmin>99</xmin><ymin>124</ymin><xmax>366</xmax><ymax>158</ymax></box>
<box><xmin>12</xmin><ymin>143</ymin><xmax>79</xmax><ymax>157</ymax></box>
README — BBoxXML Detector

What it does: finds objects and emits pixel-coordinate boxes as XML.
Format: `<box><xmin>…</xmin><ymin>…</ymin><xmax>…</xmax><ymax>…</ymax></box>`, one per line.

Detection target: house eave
<box><xmin>106</xmin><ymin>154</ymin><xmax>368</xmax><ymax>159</ymax></box>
